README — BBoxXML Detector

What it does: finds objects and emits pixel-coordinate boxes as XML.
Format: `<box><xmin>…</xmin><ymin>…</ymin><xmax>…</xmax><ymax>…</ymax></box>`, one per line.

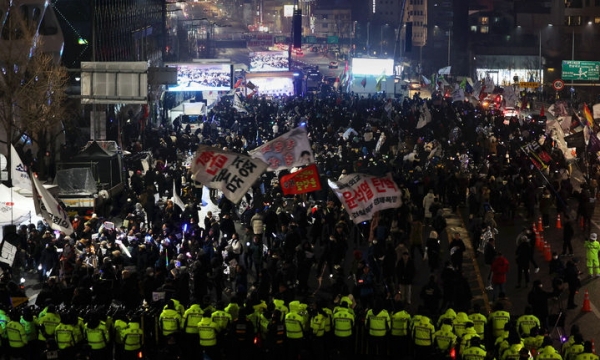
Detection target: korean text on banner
<box><xmin>248</xmin><ymin>126</ymin><xmax>314</xmax><ymax>171</ymax></box>
<box><xmin>10</xmin><ymin>144</ymin><xmax>32</xmax><ymax>191</ymax></box>
<box><xmin>191</xmin><ymin>146</ymin><xmax>268</xmax><ymax>204</ymax></box>
<box><xmin>32</xmin><ymin>174</ymin><xmax>74</xmax><ymax>235</ymax></box>
<box><xmin>280</xmin><ymin>164</ymin><xmax>322</xmax><ymax>195</ymax></box>
<box><xmin>328</xmin><ymin>173</ymin><xmax>402</xmax><ymax>224</ymax></box>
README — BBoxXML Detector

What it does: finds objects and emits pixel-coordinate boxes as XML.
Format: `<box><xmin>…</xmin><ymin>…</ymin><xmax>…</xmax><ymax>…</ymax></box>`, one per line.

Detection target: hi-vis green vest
<box><xmin>6</xmin><ymin>321</ymin><xmax>27</xmax><ymax>348</ymax></box>
<box><xmin>183</xmin><ymin>305</ymin><xmax>204</xmax><ymax>334</ymax></box>
<box><xmin>55</xmin><ymin>323</ymin><xmax>76</xmax><ymax>350</ymax></box>
<box><xmin>85</xmin><ymin>322</ymin><xmax>109</xmax><ymax>350</ymax></box>
<box><xmin>365</xmin><ymin>309</ymin><xmax>391</xmax><ymax>337</ymax></box>
<box><xmin>333</xmin><ymin>309</ymin><xmax>354</xmax><ymax>338</ymax></box>
<box><xmin>391</xmin><ymin>310</ymin><xmax>411</xmax><ymax>337</ymax></box>
<box><xmin>38</xmin><ymin>312</ymin><xmax>61</xmax><ymax>341</ymax></box>
<box><xmin>121</xmin><ymin>322</ymin><xmax>143</xmax><ymax>351</ymax></box>
<box><xmin>284</xmin><ymin>312</ymin><xmax>305</xmax><ymax>339</ymax></box>
<box><xmin>198</xmin><ymin>317</ymin><xmax>219</xmax><ymax>346</ymax></box>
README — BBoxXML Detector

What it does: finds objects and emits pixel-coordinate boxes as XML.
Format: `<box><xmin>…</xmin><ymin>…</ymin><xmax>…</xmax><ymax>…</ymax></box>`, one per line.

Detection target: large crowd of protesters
<box><xmin>0</xmin><ymin>88</ymin><xmax>599</xmax><ymax>360</ymax></box>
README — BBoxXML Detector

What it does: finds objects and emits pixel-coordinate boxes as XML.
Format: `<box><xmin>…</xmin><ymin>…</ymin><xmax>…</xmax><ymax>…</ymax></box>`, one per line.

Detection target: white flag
<box><xmin>416</xmin><ymin>102</ymin><xmax>432</xmax><ymax>129</ymax></box>
<box><xmin>10</xmin><ymin>145</ymin><xmax>32</xmax><ymax>191</ymax></box>
<box><xmin>172</xmin><ymin>182</ymin><xmax>185</xmax><ymax>211</ymax></box>
<box><xmin>191</xmin><ymin>146</ymin><xmax>267</xmax><ymax>204</ymax></box>
<box><xmin>593</xmin><ymin>103</ymin><xmax>600</xmax><ymax>120</ymax></box>
<box><xmin>233</xmin><ymin>93</ymin><xmax>248</xmax><ymax>113</ymax></box>
<box><xmin>421</xmin><ymin>75</ymin><xmax>431</xmax><ymax>85</ymax></box>
<box><xmin>438</xmin><ymin>66</ymin><xmax>451</xmax><ymax>75</ymax></box>
<box><xmin>452</xmin><ymin>87</ymin><xmax>465</xmax><ymax>103</ymax></box>
<box><xmin>328</xmin><ymin>173</ymin><xmax>402</xmax><ymax>224</ymax></box>
<box><xmin>248</xmin><ymin>126</ymin><xmax>314</xmax><ymax>171</ymax></box>
<box><xmin>31</xmin><ymin>174</ymin><xmax>74</xmax><ymax>235</ymax></box>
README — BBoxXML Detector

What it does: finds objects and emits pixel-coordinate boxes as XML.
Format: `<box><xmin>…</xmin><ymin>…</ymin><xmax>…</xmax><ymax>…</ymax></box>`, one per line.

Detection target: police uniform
<box><xmin>390</xmin><ymin>308</ymin><xmax>411</xmax><ymax>359</ymax></box>
<box><xmin>7</xmin><ymin>318</ymin><xmax>28</xmax><ymax>358</ymax></box>
<box><xmin>37</xmin><ymin>310</ymin><xmax>61</xmax><ymax>342</ymax></box>
<box><xmin>85</xmin><ymin>320</ymin><xmax>110</xmax><ymax>360</ymax></box>
<box><xmin>462</xmin><ymin>340</ymin><xmax>488</xmax><ymax>360</ymax></box>
<box><xmin>332</xmin><ymin>305</ymin><xmax>354</xmax><ymax>358</ymax></box>
<box><xmin>183</xmin><ymin>303</ymin><xmax>204</xmax><ymax>358</ymax></box>
<box><xmin>433</xmin><ymin>322</ymin><xmax>457</xmax><ymax>360</ymax></box>
<box><xmin>468</xmin><ymin>312</ymin><xmax>487</xmax><ymax>341</ymax></box>
<box><xmin>285</xmin><ymin>305</ymin><xmax>306</xmax><ymax>360</ymax></box>
<box><xmin>488</xmin><ymin>309</ymin><xmax>511</xmax><ymax>339</ymax></box>
<box><xmin>517</xmin><ymin>314</ymin><xmax>541</xmax><ymax>338</ymax></box>
<box><xmin>198</xmin><ymin>314</ymin><xmax>220</xmax><ymax>360</ymax></box>
<box><xmin>55</xmin><ymin>320</ymin><xmax>77</xmax><ymax>358</ymax></box>
<box><xmin>537</xmin><ymin>345</ymin><xmax>563</xmax><ymax>360</ymax></box>
<box><xmin>310</xmin><ymin>310</ymin><xmax>327</xmax><ymax>360</ymax></box>
<box><xmin>412</xmin><ymin>315</ymin><xmax>435</xmax><ymax>358</ymax></box>
<box><xmin>120</xmin><ymin>320</ymin><xmax>144</xmax><ymax>360</ymax></box>
<box><xmin>159</xmin><ymin>306</ymin><xmax>182</xmax><ymax>339</ymax></box>
<box><xmin>452</xmin><ymin>312</ymin><xmax>470</xmax><ymax>339</ymax></box>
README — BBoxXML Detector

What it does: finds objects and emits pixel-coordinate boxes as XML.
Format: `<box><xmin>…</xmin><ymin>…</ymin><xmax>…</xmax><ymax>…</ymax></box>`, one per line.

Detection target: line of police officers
<box><xmin>1</xmin><ymin>295</ymin><xmax>598</xmax><ymax>360</ymax></box>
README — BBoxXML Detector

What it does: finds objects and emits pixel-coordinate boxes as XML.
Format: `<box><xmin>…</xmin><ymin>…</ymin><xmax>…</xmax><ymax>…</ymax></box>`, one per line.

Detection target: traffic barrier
<box><xmin>556</xmin><ymin>214</ymin><xmax>562</xmax><ymax>229</ymax></box>
<box><xmin>582</xmin><ymin>289</ymin><xmax>591</xmax><ymax>313</ymax></box>
<box><xmin>537</xmin><ymin>217</ymin><xmax>543</xmax><ymax>232</ymax></box>
<box><xmin>544</xmin><ymin>242</ymin><xmax>552</xmax><ymax>262</ymax></box>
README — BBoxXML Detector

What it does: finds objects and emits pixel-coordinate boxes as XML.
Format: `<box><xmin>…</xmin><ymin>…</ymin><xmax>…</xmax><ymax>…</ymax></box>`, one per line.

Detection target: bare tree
<box><xmin>0</xmin><ymin>1</ymin><xmax>69</xmax><ymax>181</ymax></box>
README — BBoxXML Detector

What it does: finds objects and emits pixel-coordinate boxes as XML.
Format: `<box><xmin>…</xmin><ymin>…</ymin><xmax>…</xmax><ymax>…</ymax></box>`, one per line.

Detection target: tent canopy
<box><xmin>58</xmin><ymin>141</ymin><xmax>123</xmax><ymax>191</ymax></box>
<box><xmin>0</xmin><ymin>184</ymin><xmax>35</xmax><ymax>226</ymax></box>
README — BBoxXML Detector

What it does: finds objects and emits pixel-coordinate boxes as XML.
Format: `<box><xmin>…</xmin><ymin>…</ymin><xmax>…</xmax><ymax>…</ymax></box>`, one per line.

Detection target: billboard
<box><xmin>246</xmin><ymin>72</ymin><xmax>296</xmax><ymax>96</ymax></box>
<box><xmin>166</xmin><ymin>63</ymin><xmax>232</xmax><ymax>91</ymax></box>
<box><xmin>351</xmin><ymin>58</ymin><xmax>394</xmax><ymax>76</ymax></box>
<box><xmin>562</xmin><ymin>60</ymin><xmax>600</xmax><ymax>81</ymax></box>
<box><xmin>81</xmin><ymin>62</ymin><xmax>148</xmax><ymax>104</ymax></box>
<box><xmin>249</xmin><ymin>51</ymin><xmax>289</xmax><ymax>72</ymax></box>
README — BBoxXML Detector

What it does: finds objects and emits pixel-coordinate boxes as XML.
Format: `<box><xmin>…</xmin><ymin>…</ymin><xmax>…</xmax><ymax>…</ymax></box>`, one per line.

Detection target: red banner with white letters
<box><xmin>328</xmin><ymin>173</ymin><xmax>402</xmax><ymax>224</ymax></box>
<box><xmin>280</xmin><ymin>164</ymin><xmax>322</xmax><ymax>195</ymax></box>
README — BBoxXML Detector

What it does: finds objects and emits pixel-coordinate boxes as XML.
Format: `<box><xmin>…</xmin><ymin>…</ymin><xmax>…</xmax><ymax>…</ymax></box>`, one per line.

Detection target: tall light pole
<box><xmin>447</xmin><ymin>29</ymin><xmax>451</xmax><ymax>67</ymax></box>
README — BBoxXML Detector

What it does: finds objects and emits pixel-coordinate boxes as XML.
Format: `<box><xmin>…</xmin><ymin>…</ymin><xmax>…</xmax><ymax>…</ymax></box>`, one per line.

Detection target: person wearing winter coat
<box><xmin>422</xmin><ymin>190</ymin><xmax>436</xmax><ymax>226</ymax></box>
<box><xmin>425</xmin><ymin>230</ymin><xmax>441</xmax><ymax>273</ymax></box>
<box><xmin>396</xmin><ymin>252</ymin><xmax>416</xmax><ymax>305</ymax></box>
<box><xmin>490</xmin><ymin>252</ymin><xmax>510</xmax><ymax>302</ymax></box>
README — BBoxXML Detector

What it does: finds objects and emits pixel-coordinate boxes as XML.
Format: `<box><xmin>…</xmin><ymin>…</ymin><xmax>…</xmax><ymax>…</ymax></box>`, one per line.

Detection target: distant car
<box><xmin>294</xmin><ymin>48</ymin><xmax>304</xmax><ymax>56</ymax></box>
<box><xmin>408</xmin><ymin>81</ymin><xmax>421</xmax><ymax>90</ymax></box>
<box><xmin>329</xmin><ymin>61</ymin><xmax>339</xmax><ymax>69</ymax></box>
<box><xmin>503</xmin><ymin>107</ymin><xmax>520</xmax><ymax>118</ymax></box>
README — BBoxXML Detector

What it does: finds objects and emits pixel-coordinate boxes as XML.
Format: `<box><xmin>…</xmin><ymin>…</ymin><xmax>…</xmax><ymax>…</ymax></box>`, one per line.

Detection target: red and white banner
<box><xmin>191</xmin><ymin>146</ymin><xmax>268</xmax><ymax>204</ymax></box>
<box><xmin>328</xmin><ymin>173</ymin><xmax>402</xmax><ymax>224</ymax></box>
<box><xmin>280</xmin><ymin>164</ymin><xmax>322</xmax><ymax>195</ymax></box>
<box><xmin>248</xmin><ymin>126</ymin><xmax>313</xmax><ymax>171</ymax></box>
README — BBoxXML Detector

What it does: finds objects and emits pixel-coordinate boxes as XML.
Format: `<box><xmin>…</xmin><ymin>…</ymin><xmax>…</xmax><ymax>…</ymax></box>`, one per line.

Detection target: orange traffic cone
<box><xmin>535</xmin><ymin>231</ymin><xmax>542</xmax><ymax>250</ymax></box>
<box><xmin>582</xmin><ymin>289</ymin><xmax>592</xmax><ymax>312</ymax></box>
<box><xmin>544</xmin><ymin>242</ymin><xmax>552</xmax><ymax>262</ymax></box>
<box><xmin>537</xmin><ymin>217</ymin><xmax>544</xmax><ymax>232</ymax></box>
<box><xmin>537</xmin><ymin>233</ymin><xmax>545</xmax><ymax>252</ymax></box>
<box><xmin>556</xmin><ymin>214</ymin><xmax>562</xmax><ymax>229</ymax></box>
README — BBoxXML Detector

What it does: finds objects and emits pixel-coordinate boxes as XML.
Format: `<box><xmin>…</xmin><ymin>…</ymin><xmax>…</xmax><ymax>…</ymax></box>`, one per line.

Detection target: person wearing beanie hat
<box><xmin>585</xmin><ymin>233</ymin><xmax>600</xmax><ymax>277</ymax></box>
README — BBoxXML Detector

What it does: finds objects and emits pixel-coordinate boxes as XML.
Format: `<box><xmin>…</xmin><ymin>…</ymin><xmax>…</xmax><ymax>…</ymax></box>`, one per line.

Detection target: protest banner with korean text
<box><xmin>280</xmin><ymin>164</ymin><xmax>322</xmax><ymax>195</ymax></box>
<box><xmin>191</xmin><ymin>146</ymin><xmax>268</xmax><ymax>204</ymax></box>
<box><xmin>328</xmin><ymin>173</ymin><xmax>402</xmax><ymax>224</ymax></box>
<box><xmin>248</xmin><ymin>126</ymin><xmax>314</xmax><ymax>171</ymax></box>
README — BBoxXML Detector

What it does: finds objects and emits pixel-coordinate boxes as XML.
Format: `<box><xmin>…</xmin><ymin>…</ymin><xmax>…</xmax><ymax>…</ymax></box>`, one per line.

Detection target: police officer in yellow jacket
<box><xmin>84</xmin><ymin>313</ymin><xmax>110</xmax><ymax>360</ymax></box>
<box><xmin>536</xmin><ymin>336</ymin><xmax>563</xmax><ymax>360</ymax></box>
<box><xmin>433</xmin><ymin>318</ymin><xmax>457</xmax><ymax>360</ymax></box>
<box><xmin>55</xmin><ymin>311</ymin><xmax>78</xmax><ymax>359</ymax></box>
<box><xmin>120</xmin><ymin>316</ymin><xmax>144</xmax><ymax>360</ymax></box>
<box><xmin>462</xmin><ymin>336</ymin><xmax>488</xmax><ymax>360</ymax></box>
<box><xmin>183</xmin><ymin>299</ymin><xmax>204</xmax><ymax>358</ymax></box>
<box><xmin>332</xmin><ymin>300</ymin><xmax>354</xmax><ymax>359</ymax></box>
<box><xmin>390</xmin><ymin>300</ymin><xmax>412</xmax><ymax>359</ymax></box>
<box><xmin>412</xmin><ymin>314</ymin><xmax>435</xmax><ymax>358</ymax></box>
<box><xmin>364</xmin><ymin>299</ymin><xmax>391</xmax><ymax>358</ymax></box>
<box><xmin>309</xmin><ymin>302</ymin><xmax>327</xmax><ymax>360</ymax></box>
<box><xmin>574</xmin><ymin>341</ymin><xmax>598</xmax><ymax>360</ymax></box>
<box><xmin>37</xmin><ymin>304</ymin><xmax>61</xmax><ymax>345</ymax></box>
<box><xmin>7</xmin><ymin>310</ymin><xmax>29</xmax><ymax>359</ymax></box>
<box><xmin>285</xmin><ymin>301</ymin><xmax>306</xmax><ymax>360</ymax></box>
<box><xmin>198</xmin><ymin>311</ymin><xmax>221</xmax><ymax>360</ymax></box>
<box><xmin>159</xmin><ymin>299</ymin><xmax>182</xmax><ymax>344</ymax></box>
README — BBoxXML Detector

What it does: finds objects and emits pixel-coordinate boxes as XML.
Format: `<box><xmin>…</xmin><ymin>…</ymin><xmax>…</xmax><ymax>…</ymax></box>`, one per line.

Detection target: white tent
<box><xmin>0</xmin><ymin>184</ymin><xmax>35</xmax><ymax>226</ymax></box>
